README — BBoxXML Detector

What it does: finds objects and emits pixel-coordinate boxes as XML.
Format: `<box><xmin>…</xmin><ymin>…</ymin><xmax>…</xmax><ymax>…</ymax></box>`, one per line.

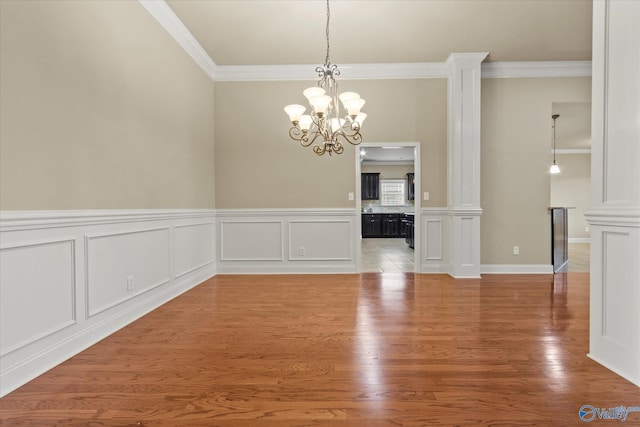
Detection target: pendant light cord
<box><xmin>552</xmin><ymin>114</ymin><xmax>559</xmax><ymax>163</ymax></box>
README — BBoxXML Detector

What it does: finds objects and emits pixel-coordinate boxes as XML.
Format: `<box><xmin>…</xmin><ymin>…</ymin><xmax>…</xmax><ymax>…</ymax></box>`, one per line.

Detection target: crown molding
<box><xmin>554</xmin><ymin>148</ymin><xmax>592</xmax><ymax>154</ymax></box>
<box><xmin>213</xmin><ymin>62</ymin><xmax>449</xmax><ymax>81</ymax></box>
<box><xmin>481</xmin><ymin>61</ymin><xmax>592</xmax><ymax>78</ymax></box>
<box><xmin>141</xmin><ymin>1</ymin><xmax>592</xmax><ymax>82</ymax></box>
<box><xmin>138</xmin><ymin>0</ymin><xmax>218</xmax><ymax>81</ymax></box>
<box><xmin>213</xmin><ymin>60</ymin><xmax>592</xmax><ymax>82</ymax></box>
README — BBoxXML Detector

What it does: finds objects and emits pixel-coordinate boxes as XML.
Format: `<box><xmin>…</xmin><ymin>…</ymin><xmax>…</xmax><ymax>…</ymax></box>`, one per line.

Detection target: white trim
<box><xmin>215</xmin><ymin>263</ymin><xmax>355</xmax><ymax>275</ymax></box>
<box><xmin>481</xmin><ymin>61</ymin><xmax>592</xmax><ymax>78</ymax></box>
<box><xmin>588</xmin><ymin>354</ymin><xmax>640</xmax><ymax>388</ymax></box>
<box><xmin>214</xmin><ymin>60</ymin><xmax>593</xmax><ymax>82</ymax></box>
<box><xmin>481</xmin><ymin>264</ymin><xmax>554</xmax><ymax>274</ymax></box>
<box><xmin>138</xmin><ymin>0</ymin><xmax>218</xmax><ymax>80</ymax></box>
<box><xmin>569</xmin><ymin>237</ymin><xmax>591</xmax><ymax>243</ymax></box>
<box><xmin>555</xmin><ymin>149</ymin><xmax>592</xmax><ymax>154</ymax></box>
<box><xmin>0</xmin><ymin>209</ymin><xmax>216</xmax><ymax>231</ymax></box>
<box><xmin>356</xmin><ymin>142</ymin><xmax>421</xmax><ymax>273</ymax></box>
<box><xmin>215</xmin><ymin>208</ymin><xmax>355</xmax><ymax>218</ymax></box>
<box><xmin>215</xmin><ymin>62</ymin><xmax>450</xmax><ymax>81</ymax></box>
<box><xmin>585</xmin><ymin>208</ymin><xmax>640</xmax><ymax>227</ymax></box>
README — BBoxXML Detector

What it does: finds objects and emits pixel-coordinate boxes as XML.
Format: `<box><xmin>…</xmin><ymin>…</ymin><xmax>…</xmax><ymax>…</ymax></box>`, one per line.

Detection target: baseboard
<box><xmin>569</xmin><ymin>237</ymin><xmax>590</xmax><ymax>243</ymax></box>
<box><xmin>587</xmin><ymin>354</ymin><xmax>640</xmax><ymax>388</ymax></box>
<box><xmin>480</xmin><ymin>264</ymin><xmax>554</xmax><ymax>274</ymax></box>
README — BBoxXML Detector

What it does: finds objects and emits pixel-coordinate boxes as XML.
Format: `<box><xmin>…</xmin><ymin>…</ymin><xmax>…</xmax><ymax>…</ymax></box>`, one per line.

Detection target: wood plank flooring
<box><xmin>1</xmin><ymin>273</ymin><xmax>639</xmax><ymax>426</ymax></box>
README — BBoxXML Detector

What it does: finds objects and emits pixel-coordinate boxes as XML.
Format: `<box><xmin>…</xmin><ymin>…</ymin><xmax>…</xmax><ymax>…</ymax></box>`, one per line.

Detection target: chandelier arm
<box><xmin>334</xmin><ymin>129</ymin><xmax>363</xmax><ymax>146</ymax></box>
<box><xmin>288</xmin><ymin>126</ymin><xmax>308</xmax><ymax>143</ymax></box>
<box><xmin>332</xmin><ymin>141</ymin><xmax>344</xmax><ymax>155</ymax></box>
<box><xmin>313</xmin><ymin>143</ymin><xmax>327</xmax><ymax>156</ymax></box>
<box><xmin>302</xmin><ymin>131</ymin><xmax>323</xmax><ymax>148</ymax></box>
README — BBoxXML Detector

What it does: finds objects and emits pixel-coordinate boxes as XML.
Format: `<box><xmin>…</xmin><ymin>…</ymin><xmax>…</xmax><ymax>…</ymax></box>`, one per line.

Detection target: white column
<box><xmin>446</xmin><ymin>53</ymin><xmax>488</xmax><ymax>278</ymax></box>
<box><xmin>586</xmin><ymin>0</ymin><xmax>640</xmax><ymax>387</ymax></box>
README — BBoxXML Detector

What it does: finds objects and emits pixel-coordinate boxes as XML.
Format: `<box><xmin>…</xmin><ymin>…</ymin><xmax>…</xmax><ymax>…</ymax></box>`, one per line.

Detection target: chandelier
<box><xmin>284</xmin><ymin>0</ymin><xmax>366</xmax><ymax>156</ymax></box>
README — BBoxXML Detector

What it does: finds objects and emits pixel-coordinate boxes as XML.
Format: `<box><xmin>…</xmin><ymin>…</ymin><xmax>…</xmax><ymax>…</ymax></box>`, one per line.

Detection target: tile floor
<box><xmin>360</xmin><ymin>238</ymin><xmax>415</xmax><ymax>273</ymax></box>
<box><xmin>360</xmin><ymin>240</ymin><xmax>590</xmax><ymax>274</ymax></box>
<box><xmin>568</xmin><ymin>242</ymin><xmax>590</xmax><ymax>272</ymax></box>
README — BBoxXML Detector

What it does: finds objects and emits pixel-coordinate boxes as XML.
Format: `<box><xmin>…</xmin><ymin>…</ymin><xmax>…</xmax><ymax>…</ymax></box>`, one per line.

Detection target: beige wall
<box><xmin>0</xmin><ymin>1</ymin><xmax>215</xmax><ymax>210</ymax></box>
<box><xmin>214</xmin><ymin>79</ymin><xmax>447</xmax><ymax>208</ymax></box>
<box><xmin>550</xmin><ymin>154</ymin><xmax>591</xmax><ymax>239</ymax></box>
<box><xmin>480</xmin><ymin>77</ymin><xmax>591</xmax><ymax>265</ymax></box>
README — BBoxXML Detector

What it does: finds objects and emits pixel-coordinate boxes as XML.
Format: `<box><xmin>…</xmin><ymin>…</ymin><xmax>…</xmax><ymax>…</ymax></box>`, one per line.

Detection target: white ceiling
<box><xmin>360</xmin><ymin>146</ymin><xmax>415</xmax><ymax>164</ymax></box>
<box><xmin>165</xmin><ymin>0</ymin><xmax>592</xmax><ymax>66</ymax></box>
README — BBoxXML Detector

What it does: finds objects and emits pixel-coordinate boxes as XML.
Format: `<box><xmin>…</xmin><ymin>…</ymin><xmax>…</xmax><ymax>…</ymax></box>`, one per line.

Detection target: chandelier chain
<box><xmin>325</xmin><ymin>0</ymin><xmax>330</xmax><ymax>66</ymax></box>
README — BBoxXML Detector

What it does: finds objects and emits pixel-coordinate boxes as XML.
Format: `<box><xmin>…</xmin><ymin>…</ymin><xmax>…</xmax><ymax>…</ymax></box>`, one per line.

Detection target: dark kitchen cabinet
<box><xmin>361</xmin><ymin>173</ymin><xmax>380</xmax><ymax>200</ymax></box>
<box><xmin>362</xmin><ymin>214</ymin><xmax>404</xmax><ymax>238</ymax></box>
<box><xmin>404</xmin><ymin>214</ymin><xmax>415</xmax><ymax>249</ymax></box>
<box><xmin>407</xmin><ymin>173</ymin><xmax>415</xmax><ymax>201</ymax></box>
<box><xmin>362</xmin><ymin>214</ymin><xmax>382</xmax><ymax>237</ymax></box>
<box><xmin>382</xmin><ymin>214</ymin><xmax>401</xmax><ymax>237</ymax></box>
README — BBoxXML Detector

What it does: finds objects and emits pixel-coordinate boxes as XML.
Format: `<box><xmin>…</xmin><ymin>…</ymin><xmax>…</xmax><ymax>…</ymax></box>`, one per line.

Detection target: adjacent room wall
<box><xmin>0</xmin><ymin>0</ymin><xmax>215</xmax><ymax>210</ymax></box>
<box><xmin>550</xmin><ymin>153</ymin><xmax>591</xmax><ymax>240</ymax></box>
<box><xmin>480</xmin><ymin>77</ymin><xmax>591</xmax><ymax>266</ymax></box>
<box><xmin>214</xmin><ymin>79</ymin><xmax>447</xmax><ymax>209</ymax></box>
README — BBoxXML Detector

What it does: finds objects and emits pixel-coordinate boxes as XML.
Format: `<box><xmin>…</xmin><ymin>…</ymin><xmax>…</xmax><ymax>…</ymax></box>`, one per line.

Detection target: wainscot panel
<box><xmin>0</xmin><ymin>239</ymin><xmax>76</xmax><ymax>356</ymax></box>
<box><xmin>86</xmin><ymin>227</ymin><xmax>171</xmax><ymax>317</ymax></box>
<box><xmin>216</xmin><ymin>209</ymin><xmax>357</xmax><ymax>274</ymax></box>
<box><xmin>420</xmin><ymin>208</ymin><xmax>448</xmax><ymax>274</ymax></box>
<box><xmin>0</xmin><ymin>210</ymin><xmax>216</xmax><ymax>397</ymax></box>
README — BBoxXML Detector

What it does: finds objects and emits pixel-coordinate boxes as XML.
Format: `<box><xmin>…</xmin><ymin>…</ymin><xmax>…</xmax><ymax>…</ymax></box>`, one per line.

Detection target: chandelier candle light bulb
<box><xmin>284</xmin><ymin>0</ymin><xmax>366</xmax><ymax>156</ymax></box>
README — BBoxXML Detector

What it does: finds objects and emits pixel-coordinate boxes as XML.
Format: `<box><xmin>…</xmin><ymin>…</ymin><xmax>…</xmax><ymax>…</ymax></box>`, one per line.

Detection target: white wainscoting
<box><xmin>420</xmin><ymin>209</ymin><xmax>448</xmax><ymax>273</ymax></box>
<box><xmin>0</xmin><ymin>209</ymin><xmax>216</xmax><ymax>397</ymax></box>
<box><xmin>419</xmin><ymin>208</ymin><xmax>554</xmax><ymax>275</ymax></box>
<box><xmin>216</xmin><ymin>209</ymin><xmax>357</xmax><ymax>274</ymax></box>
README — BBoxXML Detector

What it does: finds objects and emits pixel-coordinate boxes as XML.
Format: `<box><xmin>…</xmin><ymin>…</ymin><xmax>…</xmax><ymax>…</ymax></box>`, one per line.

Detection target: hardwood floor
<box><xmin>1</xmin><ymin>273</ymin><xmax>639</xmax><ymax>426</ymax></box>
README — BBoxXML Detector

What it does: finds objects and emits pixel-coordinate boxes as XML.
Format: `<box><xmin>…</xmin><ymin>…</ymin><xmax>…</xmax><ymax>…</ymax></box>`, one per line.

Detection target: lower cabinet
<box><xmin>405</xmin><ymin>214</ymin><xmax>415</xmax><ymax>249</ymax></box>
<box><xmin>382</xmin><ymin>214</ymin><xmax>401</xmax><ymax>237</ymax></box>
<box><xmin>362</xmin><ymin>214</ymin><xmax>403</xmax><ymax>238</ymax></box>
<box><xmin>362</xmin><ymin>214</ymin><xmax>382</xmax><ymax>237</ymax></box>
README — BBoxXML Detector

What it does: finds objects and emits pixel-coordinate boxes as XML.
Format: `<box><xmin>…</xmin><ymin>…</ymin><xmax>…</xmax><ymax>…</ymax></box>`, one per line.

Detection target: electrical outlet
<box><xmin>585</xmin><ymin>226</ymin><xmax>590</xmax><ymax>232</ymax></box>
<box><xmin>127</xmin><ymin>275</ymin><xmax>135</xmax><ymax>291</ymax></box>
<box><xmin>348</xmin><ymin>192</ymin><xmax>354</xmax><ymax>201</ymax></box>
<box><xmin>513</xmin><ymin>246</ymin><xmax>520</xmax><ymax>255</ymax></box>
<box><xmin>298</xmin><ymin>247</ymin><xmax>306</xmax><ymax>256</ymax></box>
<box><xmin>424</xmin><ymin>192</ymin><xmax>430</xmax><ymax>201</ymax></box>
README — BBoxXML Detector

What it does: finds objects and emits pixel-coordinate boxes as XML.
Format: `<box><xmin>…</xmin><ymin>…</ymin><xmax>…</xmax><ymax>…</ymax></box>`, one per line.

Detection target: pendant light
<box><xmin>550</xmin><ymin>114</ymin><xmax>561</xmax><ymax>174</ymax></box>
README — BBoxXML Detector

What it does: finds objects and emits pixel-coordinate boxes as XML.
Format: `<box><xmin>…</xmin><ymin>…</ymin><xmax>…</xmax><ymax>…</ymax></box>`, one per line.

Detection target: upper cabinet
<box><xmin>407</xmin><ymin>173</ymin><xmax>415</xmax><ymax>200</ymax></box>
<box><xmin>361</xmin><ymin>173</ymin><xmax>380</xmax><ymax>200</ymax></box>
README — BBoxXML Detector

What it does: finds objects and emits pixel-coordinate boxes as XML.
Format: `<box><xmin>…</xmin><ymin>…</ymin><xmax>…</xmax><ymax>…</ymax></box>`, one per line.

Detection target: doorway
<box><xmin>356</xmin><ymin>142</ymin><xmax>421</xmax><ymax>273</ymax></box>
<box><xmin>549</xmin><ymin>102</ymin><xmax>591</xmax><ymax>273</ymax></box>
